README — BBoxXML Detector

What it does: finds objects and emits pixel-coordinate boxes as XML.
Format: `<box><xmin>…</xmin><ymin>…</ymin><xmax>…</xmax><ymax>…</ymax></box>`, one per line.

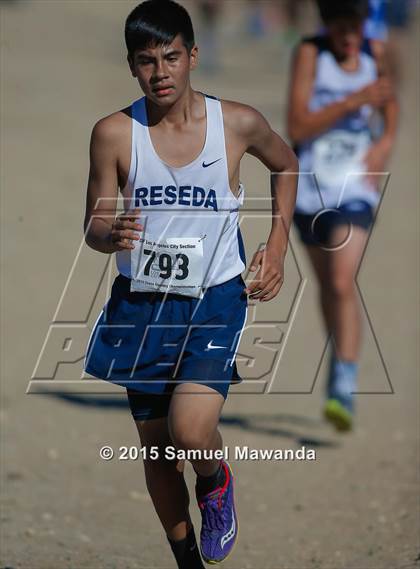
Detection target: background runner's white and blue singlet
<box><xmin>295</xmin><ymin>36</ymin><xmax>380</xmax><ymax>214</ymax></box>
<box><xmin>117</xmin><ymin>94</ymin><xmax>246</xmax><ymax>298</ymax></box>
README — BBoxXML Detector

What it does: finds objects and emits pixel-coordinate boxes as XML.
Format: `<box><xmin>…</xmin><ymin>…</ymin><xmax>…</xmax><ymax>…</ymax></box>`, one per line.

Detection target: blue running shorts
<box><xmin>84</xmin><ymin>273</ymin><xmax>248</xmax><ymax>408</ymax></box>
<box><xmin>294</xmin><ymin>200</ymin><xmax>374</xmax><ymax>246</ymax></box>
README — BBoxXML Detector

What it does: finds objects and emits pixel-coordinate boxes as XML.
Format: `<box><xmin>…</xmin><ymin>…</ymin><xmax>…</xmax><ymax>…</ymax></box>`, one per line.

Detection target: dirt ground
<box><xmin>1</xmin><ymin>2</ymin><xmax>419</xmax><ymax>568</ymax></box>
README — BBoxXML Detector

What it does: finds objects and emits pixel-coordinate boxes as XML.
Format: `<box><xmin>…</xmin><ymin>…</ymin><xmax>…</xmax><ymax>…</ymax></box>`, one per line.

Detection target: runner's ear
<box><xmin>190</xmin><ymin>45</ymin><xmax>199</xmax><ymax>71</ymax></box>
<box><xmin>127</xmin><ymin>54</ymin><xmax>136</xmax><ymax>78</ymax></box>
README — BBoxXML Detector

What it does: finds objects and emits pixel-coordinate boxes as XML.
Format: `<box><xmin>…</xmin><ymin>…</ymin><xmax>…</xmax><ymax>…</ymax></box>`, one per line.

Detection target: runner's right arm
<box><xmin>84</xmin><ymin>116</ymin><xmax>142</xmax><ymax>254</ymax></box>
<box><xmin>287</xmin><ymin>42</ymin><xmax>393</xmax><ymax>144</ymax></box>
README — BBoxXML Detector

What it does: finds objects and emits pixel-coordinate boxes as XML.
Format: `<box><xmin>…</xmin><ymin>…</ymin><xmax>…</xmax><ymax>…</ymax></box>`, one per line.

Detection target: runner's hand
<box><xmin>245</xmin><ymin>248</ymin><xmax>284</xmax><ymax>302</ymax></box>
<box><xmin>350</xmin><ymin>78</ymin><xmax>393</xmax><ymax>110</ymax></box>
<box><xmin>110</xmin><ymin>208</ymin><xmax>143</xmax><ymax>251</ymax></box>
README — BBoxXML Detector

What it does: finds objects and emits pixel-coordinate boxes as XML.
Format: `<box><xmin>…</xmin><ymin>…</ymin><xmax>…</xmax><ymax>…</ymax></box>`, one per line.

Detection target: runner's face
<box><xmin>129</xmin><ymin>34</ymin><xmax>198</xmax><ymax>105</ymax></box>
<box><xmin>326</xmin><ymin>16</ymin><xmax>364</xmax><ymax>59</ymax></box>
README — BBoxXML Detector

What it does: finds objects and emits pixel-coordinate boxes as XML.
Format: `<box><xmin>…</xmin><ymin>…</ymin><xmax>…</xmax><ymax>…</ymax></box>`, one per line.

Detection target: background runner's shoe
<box><xmin>324</xmin><ymin>398</ymin><xmax>353</xmax><ymax>431</ymax></box>
<box><xmin>197</xmin><ymin>461</ymin><xmax>238</xmax><ymax>564</ymax></box>
<box><xmin>325</xmin><ymin>358</ymin><xmax>357</xmax><ymax>431</ymax></box>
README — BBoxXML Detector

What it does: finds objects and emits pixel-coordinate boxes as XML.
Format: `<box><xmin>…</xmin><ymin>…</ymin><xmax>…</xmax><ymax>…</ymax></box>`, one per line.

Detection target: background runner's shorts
<box><xmin>293</xmin><ymin>199</ymin><xmax>374</xmax><ymax>246</ymax></box>
<box><xmin>84</xmin><ymin>273</ymin><xmax>248</xmax><ymax>411</ymax></box>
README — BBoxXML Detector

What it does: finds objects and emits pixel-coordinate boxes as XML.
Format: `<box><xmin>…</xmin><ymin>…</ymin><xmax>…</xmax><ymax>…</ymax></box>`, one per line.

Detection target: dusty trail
<box><xmin>1</xmin><ymin>2</ymin><xmax>418</xmax><ymax>568</ymax></box>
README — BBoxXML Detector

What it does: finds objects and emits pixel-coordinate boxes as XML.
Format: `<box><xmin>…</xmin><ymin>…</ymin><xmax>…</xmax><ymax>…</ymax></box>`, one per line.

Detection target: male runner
<box><xmin>288</xmin><ymin>0</ymin><xmax>398</xmax><ymax>431</ymax></box>
<box><xmin>84</xmin><ymin>1</ymin><xmax>297</xmax><ymax>567</ymax></box>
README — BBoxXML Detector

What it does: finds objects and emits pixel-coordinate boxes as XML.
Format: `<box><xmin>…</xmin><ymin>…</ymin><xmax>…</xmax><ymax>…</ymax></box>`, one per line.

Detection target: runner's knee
<box><xmin>169</xmin><ymin>418</ymin><xmax>215</xmax><ymax>452</ymax></box>
<box><xmin>135</xmin><ymin>418</ymin><xmax>180</xmax><ymax>466</ymax></box>
<box><xmin>329</xmin><ymin>273</ymin><xmax>356</xmax><ymax>298</ymax></box>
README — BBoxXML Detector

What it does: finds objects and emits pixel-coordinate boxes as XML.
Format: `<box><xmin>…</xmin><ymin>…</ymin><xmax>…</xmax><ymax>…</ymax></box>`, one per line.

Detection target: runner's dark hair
<box><xmin>125</xmin><ymin>0</ymin><xmax>195</xmax><ymax>57</ymax></box>
<box><xmin>316</xmin><ymin>0</ymin><xmax>369</xmax><ymax>23</ymax></box>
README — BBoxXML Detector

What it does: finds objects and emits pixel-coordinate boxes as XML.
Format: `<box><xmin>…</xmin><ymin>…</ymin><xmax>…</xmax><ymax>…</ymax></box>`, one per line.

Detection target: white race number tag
<box><xmin>312</xmin><ymin>130</ymin><xmax>371</xmax><ymax>188</ymax></box>
<box><xmin>130</xmin><ymin>235</ymin><xmax>204</xmax><ymax>298</ymax></box>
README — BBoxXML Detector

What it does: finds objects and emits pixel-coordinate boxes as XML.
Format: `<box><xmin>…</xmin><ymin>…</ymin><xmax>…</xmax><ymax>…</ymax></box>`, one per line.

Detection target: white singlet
<box><xmin>295</xmin><ymin>36</ymin><xmax>380</xmax><ymax>214</ymax></box>
<box><xmin>116</xmin><ymin>94</ymin><xmax>246</xmax><ymax>298</ymax></box>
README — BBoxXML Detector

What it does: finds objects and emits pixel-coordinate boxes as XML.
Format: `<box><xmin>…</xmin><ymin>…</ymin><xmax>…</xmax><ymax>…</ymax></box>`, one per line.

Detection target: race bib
<box><xmin>130</xmin><ymin>234</ymin><xmax>204</xmax><ymax>298</ymax></box>
<box><xmin>312</xmin><ymin>130</ymin><xmax>371</xmax><ymax>188</ymax></box>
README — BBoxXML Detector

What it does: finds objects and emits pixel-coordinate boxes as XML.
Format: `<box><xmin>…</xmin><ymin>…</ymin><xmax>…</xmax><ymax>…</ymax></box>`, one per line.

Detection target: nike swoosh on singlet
<box><xmin>202</xmin><ymin>158</ymin><xmax>222</xmax><ymax>168</ymax></box>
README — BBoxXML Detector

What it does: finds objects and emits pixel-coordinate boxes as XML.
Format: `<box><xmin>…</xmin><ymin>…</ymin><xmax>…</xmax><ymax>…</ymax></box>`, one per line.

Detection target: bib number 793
<box><xmin>130</xmin><ymin>235</ymin><xmax>204</xmax><ymax>298</ymax></box>
<box><xmin>143</xmin><ymin>249</ymin><xmax>189</xmax><ymax>281</ymax></box>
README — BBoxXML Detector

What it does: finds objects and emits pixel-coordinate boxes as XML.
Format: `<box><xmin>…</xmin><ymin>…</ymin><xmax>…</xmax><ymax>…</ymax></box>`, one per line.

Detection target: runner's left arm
<box><xmin>364</xmin><ymin>41</ymin><xmax>399</xmax><ymax>179</ymax></box>
<box><xmin>237</xmin><ymin>106</ymin><xmax>299</xmax><ymax>301</ymax></box>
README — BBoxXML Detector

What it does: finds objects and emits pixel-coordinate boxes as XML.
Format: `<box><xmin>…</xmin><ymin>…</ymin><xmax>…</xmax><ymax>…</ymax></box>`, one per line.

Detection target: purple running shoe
<box><xmin>197</xmin><ymin>461</ymin><xmax>238</xmax><ymax>564</ymax></box>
